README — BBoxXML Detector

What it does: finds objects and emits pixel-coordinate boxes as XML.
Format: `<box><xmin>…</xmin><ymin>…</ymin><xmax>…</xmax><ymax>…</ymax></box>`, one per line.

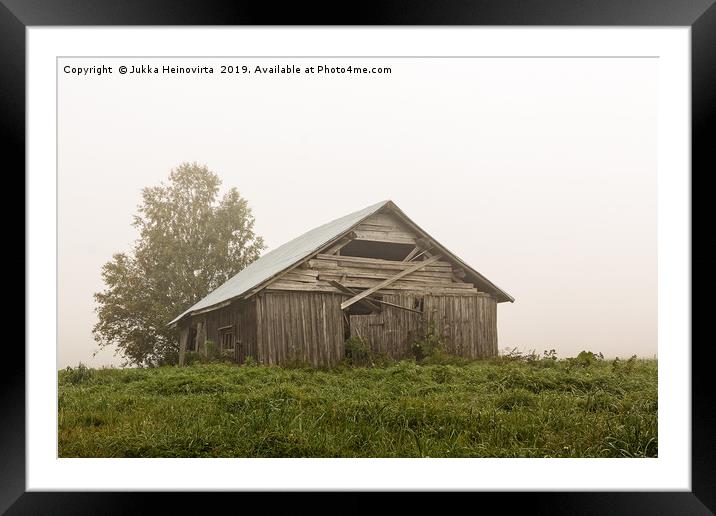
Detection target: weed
<box><xmin>63</xmin><ymin>363</ymin><xmax>93</xmax><ymax>385</ymax></box>
<box><xmin>344</xmin><ymin>336</ymin><xmax>372</xmax><ymax>366</ymax></box>
<box><xmin>411</xmin><ymin>322</ymin><xmax>443</xmax><ymax>362</ymax></box>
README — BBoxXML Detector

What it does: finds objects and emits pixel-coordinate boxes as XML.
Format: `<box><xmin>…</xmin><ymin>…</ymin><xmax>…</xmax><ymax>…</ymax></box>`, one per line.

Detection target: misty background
<box><xmin>58</xmin><ymin>57</ymin><xmax>656</xmax><ymax>368</ymax></box>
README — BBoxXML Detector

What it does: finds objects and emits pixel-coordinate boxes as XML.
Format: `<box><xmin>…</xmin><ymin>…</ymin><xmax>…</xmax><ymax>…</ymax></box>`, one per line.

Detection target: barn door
<box><xmin>348</xmin><ymin>312</ymin><xmax>383</xmax><ymax>355</ymax></box>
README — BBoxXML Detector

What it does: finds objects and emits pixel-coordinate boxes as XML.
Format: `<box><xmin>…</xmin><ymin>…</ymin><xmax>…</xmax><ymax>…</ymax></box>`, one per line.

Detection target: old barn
<box><xmin>169</xmin><ymin>200</ymin><xmax>514</xmax><ymax>366</ymax></box>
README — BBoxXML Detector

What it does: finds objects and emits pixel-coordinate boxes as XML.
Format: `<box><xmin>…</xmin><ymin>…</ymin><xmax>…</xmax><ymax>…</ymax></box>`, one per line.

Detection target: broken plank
<box><xmin>324</xmin><ymin>280</ymin><xmax>381</xmax><ymax>312</ymax></box>
<box><xmin>325</xmin><ymin>279</ymin><xmax>422</xmax><ymax>314</ymax></box>
<box><xmin>341</xmin><ymin>255</ymin><xmax>442</xmax><ymax>310</ymax></box>
<box><xmin>322</xmin><ymin>231</ymin><xmax>357</xmax><ymax>255</ymax></box>
<box><xmin>402</xmin><ymin>246</ymin><xmax>421</xmax><ymax>262</ymax></box>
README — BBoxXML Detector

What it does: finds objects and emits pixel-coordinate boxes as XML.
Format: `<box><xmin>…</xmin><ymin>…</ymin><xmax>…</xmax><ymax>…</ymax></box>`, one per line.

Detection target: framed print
<box><xmin>7</xmin><ymin>0</ymin><xmax>715</xmax><ymax>513</ymax></box>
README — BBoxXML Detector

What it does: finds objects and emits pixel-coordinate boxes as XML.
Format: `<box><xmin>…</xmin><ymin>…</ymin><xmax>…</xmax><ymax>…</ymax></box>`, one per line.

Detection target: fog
<box><xmin>58</xmin><ymin>57</ymin><xmax>656</xmax><ymax>368</ymax></box>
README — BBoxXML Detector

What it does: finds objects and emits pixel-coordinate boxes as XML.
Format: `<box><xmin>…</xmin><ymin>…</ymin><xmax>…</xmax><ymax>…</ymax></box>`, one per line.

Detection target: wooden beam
<box><xmin>340</xmin><ymin>255</ymin><xmax>442</xmax><ymax>310</ymax></box>
<box><xmin>402</xmin><ymin>246</ymin><xmax>421</xmax><ymax>262</ymax></box>
<box><xmin>178</xmin><ymin>326</ymin><xmax>189</xmax><ymax>366</ymax></box>
<box><xmin>197</xmin><ymin>321</ymin><xmax>207</xmax><ymax>356</ymax></box>
<box><xmin>322</xmin><ymin>231</ymin><xmax>357</xmax><ymax>256</ymax></box>
<box><xmin>324</xmin><ymin>279</ymin><xmax>381</xmax><ymax>312</ymax></box>
<box><xmin>409</xmin><ymin>247</ymin><xmax>433</xmax><ymax>262</ymax></box>
<box><xmin>323</xmin><ymin>278</ymin><xmax>423</xmax><ymax>314</ymax></box>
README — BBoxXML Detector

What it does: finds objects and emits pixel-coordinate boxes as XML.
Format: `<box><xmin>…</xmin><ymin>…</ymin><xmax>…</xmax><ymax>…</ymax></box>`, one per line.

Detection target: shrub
<box><xmin>568</xmin><ymin>350</ymin><xmax>604</xmax><ymax>368</ymax></box>
<box><xmin>493</xmin><ymin>348</ymin><xmax>558</xmax><ymax>367</ymax></box>
<box><xmin>344</xmin><ymin>336</ymin><xmax>372</xmax><ymax>366</ymax></box>
<box><xmin>184</xmin><ymin>351</ymin><xmax>209</xmax><ymax>366</ymax></box>
<box><xmin>371</xmin><ymin>352</ymin><xmax>395</xmax><ymax>367</ymax></box>
<box><xmin>411</xmin><ymin>322</ymin><xmax>443</xmax><ymax>362</ymax></box>
<box><xmin>421</xmin><ymin>350</ymin><xmax>469</xmax><ymax>366</ymax></box>
<box><xmin>624</xmin><ymin>355</ymin><xmax>638</xmax><ymax>374</ymax></box>
<box><xmin>205</xmin><ymin>340</ymin><xmax>220</xmax><ymax>361</ymax></box>
<box><xmin>64</xmin><ymin>362</ymin><xmax>93</xmax><ymax>385</ymax></box>
<box><xmin>219</xmin><ymin>349</ymin><xmax>235</xmax><ymax>363</ymax></box>
<box><xmin>543</xmin><ymin>349</ymin><xmax>558</xmax><ymax>361</ymax></box>
<box><xmin>496</xmin><ymin>347</ymin><xmax>524</xmax><ymax>363</ymax></box>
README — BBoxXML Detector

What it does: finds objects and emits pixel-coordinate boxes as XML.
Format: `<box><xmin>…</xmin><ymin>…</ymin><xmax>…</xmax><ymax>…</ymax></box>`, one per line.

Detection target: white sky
<box><xmin>58</xmin><ymin>57</ymin><xmax>656</xmax><ymax>368</ymax></box>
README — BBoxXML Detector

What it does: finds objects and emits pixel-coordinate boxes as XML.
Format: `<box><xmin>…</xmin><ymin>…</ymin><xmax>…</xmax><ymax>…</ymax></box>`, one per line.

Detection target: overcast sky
<box><xmin>58</xmin><ymin>57</ymin><xmax>656</xmax><ymax>368</ymax></box>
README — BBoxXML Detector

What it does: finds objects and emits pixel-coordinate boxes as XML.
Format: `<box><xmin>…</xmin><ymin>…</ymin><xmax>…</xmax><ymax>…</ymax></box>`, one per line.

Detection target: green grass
<box><xmin>58</xmin><ymin>357</ymin><xmax>657</xmax><ymax>458</ymax></box>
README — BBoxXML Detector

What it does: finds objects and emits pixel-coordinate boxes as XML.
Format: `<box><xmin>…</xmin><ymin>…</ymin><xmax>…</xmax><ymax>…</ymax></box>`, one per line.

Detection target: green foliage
<box><xmin>624</xmin><ymin>355</ymin><xmax>638</xmax><ymax>374</ymax></box>
<box><xmin>283</xmin><ymin>357</ymin><xmax>313</xmax><ymax>369</ymax></box>
<box><xmin>543</xmin><ymin>349</ymin><xmax>558</xmax><ymax>361</ymax></box>
<box><xmin>567</xmin><ymin>351</ymin><xmax>605</xmax><ymax>369</ymax></box>
<box><xmin>243</xmin><ymin>356</ymin><xmax>257</xmax><ymax>367</ymax></box>
<box><xmin>92</xmin><ymin>162</ymin><xmax>265</xmax><ymax>367</ymax></box>
<box><xmin>495</xmin><ymin>388</ymin><xmax>535</xmax><ymax>410</ymax></box>
<box><xmin>58</xmin><ymin>357</ymin><xmax>657</xmax><ymax>458</ymax></box>
<box><xmin>344</xmin><ymin>336</ymin><xmax>372</xmax><ymax>366</ymax></box>
<box><xmin>411</xmin><ymin>322</ymin><xmax>443</xmax><ymax>362</ymax></box>
<box><xmin>183</xmin><ymin>351</ymin><xmax>209</xmax><ymax>366</ymax></box>
<box><xmin>420</xmin><ymin>350</ymin><xmax>470</xmax><ymax>366</ymax></box>
<box><xmin>494</xmin><ymin>347</ymin><xmax>527</xmax><ymax>363</ymax></box>
<box><xmin>63</xmin><ymin>363</ymin><xmax>94</xmax><ymax>385</ymax></box>
<box><xmin>205</xmin><ymin>340</ymin><xmax>219</xmax><ymax>360</ymax></box>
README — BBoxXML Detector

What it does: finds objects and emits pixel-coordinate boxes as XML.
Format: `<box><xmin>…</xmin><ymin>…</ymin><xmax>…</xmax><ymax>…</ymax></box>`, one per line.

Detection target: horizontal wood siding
<box><xmin>350</xmin><ymin>293</ymin><xmax>498</xmax><ymax>360</ymax></box>
<box><xmin>353</xmin><ymin>212</ymin><xmax>417</xmax><ymax>245</ymax></box>
<box><xmin>267</xmin><ymin>254</ymin><xmax>479</xmax><ymax>295</ymax></box>
<box><xmin>255</xmin><ymin>291</ymin><xmax>346</xmax><ymax>367</ymax></box>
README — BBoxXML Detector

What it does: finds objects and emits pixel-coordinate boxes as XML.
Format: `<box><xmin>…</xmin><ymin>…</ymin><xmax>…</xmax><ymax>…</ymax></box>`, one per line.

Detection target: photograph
<box><xmin>7</xmin><ymin>5</ymin><xmax>710</xmax><ymax>508</ymax></box>
<box><xmin>57</xmin><ymin>55</ymin><xmax>659</xmax><ymax>459</ymax></box>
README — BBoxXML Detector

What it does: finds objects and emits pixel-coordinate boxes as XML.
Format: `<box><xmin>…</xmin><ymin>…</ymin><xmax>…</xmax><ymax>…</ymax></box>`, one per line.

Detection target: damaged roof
<box><xmin>169</xmin><ymin>200</ymin><xmax>513</xmax><ymax>326</ymax></box>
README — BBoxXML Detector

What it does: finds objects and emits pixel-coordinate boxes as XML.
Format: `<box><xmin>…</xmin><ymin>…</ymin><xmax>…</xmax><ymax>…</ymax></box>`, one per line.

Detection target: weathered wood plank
<box><xmin>341</xmin><ymin>255</ymin><xmax>442</xmax><ymax>310</ymax></box>
<box><xmin>315</xmin><ymin>253</ymin><xmax>453</xmax><ymax>269</ymax></box>
<box><xmin>325</xmin><ymin>279</ymin><xmax>423</xmax><ymax>314</ymax></box>
<box><xmin>402</xmin><ymin>246</ymin><xmax>421</xmax><ymax>262</ymax></box>
<box><xmin>325</xmin><ymin>279</ymin><xmax>381</xmax><ymax>312</ymax></box>
<box><xmin>178</xmin><ymin>326</ymin><xmax>189</xmax><ymax>366</ymax></box>
<box><xmin>317</xmin><ymin>273</ymin><xmax>470</xmax><ymax>288</ymax></box>
<box><xmin>353</xmin><ymin>230</ymin><xmax>416</xmax><ymax>245</ymax></box>
<box><xmin>316</xmin><ymin>267</ymin><xmax>455</xmax><ymax>281</ymax></box>
<box><xmin>322</xmin><ymin>231</ymin><xmax>357</xmax><ymax>255</ymax></box>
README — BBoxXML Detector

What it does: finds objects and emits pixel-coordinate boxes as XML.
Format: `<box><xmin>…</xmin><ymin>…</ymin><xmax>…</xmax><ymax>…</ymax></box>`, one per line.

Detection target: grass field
<box><xmin>58</xmin><ymin>354</ymin><xmax>657</xmax><ymax>458</ymax></box>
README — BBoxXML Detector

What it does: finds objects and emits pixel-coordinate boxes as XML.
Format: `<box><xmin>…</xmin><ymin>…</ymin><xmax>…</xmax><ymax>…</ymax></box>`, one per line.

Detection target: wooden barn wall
<box><xmin>268</xmin><ymin>254</ymin><xmax>478</xmax><ymax>295</ymax></box>
<box><xmin>348</xmin><ymin>293</ymin><xmax>424</xmax><ymax>359</ymax></box>
<box><xmin>255</xmin><ymin>291</ymin><xmax>346</xmax><ymax>366</ymax></box>
<box><xmin>190</xmin><ymin>299</ymin><xmax>257</xmax><ymax>362</ymax></box>
<box><xmin>423</xmin><ymin>294</ymin><xmax>498</xmax><ymax>358</ymax></box>
<box><xmin>350</xmin><ymin>293</ymin><xmax>498</xmax><ymax>360</ymax></box>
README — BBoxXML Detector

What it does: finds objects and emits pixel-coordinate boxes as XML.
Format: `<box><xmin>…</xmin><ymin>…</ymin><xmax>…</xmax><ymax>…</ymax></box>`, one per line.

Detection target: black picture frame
<box><xmin>5</xmin><ymin>0</ymin><xmax>714</xmax><ymax>513</ymax></box>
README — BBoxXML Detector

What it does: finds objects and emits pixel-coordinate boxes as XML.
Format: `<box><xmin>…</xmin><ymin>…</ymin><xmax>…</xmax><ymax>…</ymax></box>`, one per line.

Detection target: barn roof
<box><xmin>169</xmin><ymin>200</ymin><xmax>513</xmax><ymax>326</ymax></box>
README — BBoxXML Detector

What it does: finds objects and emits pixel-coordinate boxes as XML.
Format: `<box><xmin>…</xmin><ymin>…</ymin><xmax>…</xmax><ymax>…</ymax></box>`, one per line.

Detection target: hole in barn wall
<box><xmin>340</xmin><ymin>240</ymin><xmax>415</xmax><ymax>261</ymax></box>
<box><xmin>344</xmin><ymin>292</ymin><xmax>383</xmax><ymax>316</ymax></box>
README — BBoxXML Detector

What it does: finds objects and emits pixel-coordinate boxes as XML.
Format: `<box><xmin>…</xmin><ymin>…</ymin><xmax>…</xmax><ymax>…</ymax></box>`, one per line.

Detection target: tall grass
<box><xmin>58</xmin><ymin>357</ymin><xmax>657</xmax><ymax>458</ymax></box>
